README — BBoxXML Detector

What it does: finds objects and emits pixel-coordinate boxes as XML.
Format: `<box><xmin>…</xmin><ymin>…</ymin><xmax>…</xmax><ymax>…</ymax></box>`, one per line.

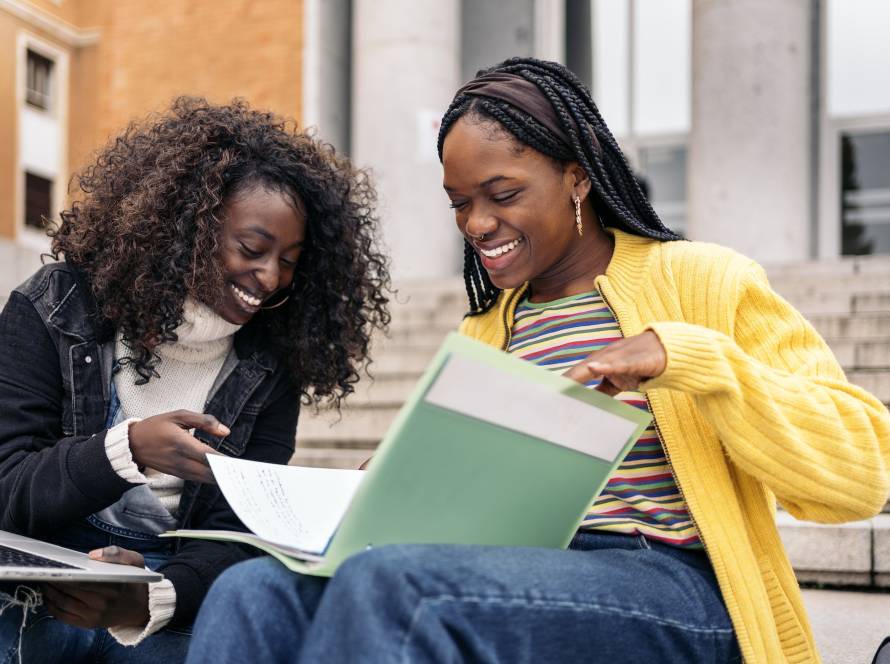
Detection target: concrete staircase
<box><xmin>293</xmin><ymin>255</ymin><xmax>890</xmax><ymax>589</ymax></box>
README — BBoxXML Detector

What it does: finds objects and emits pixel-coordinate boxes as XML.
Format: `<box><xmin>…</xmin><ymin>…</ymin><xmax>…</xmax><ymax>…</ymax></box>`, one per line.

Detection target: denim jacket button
<box><xmin>84</xmin><ymin>355</ymin><xmax>92</xmax><ymax>364</ymax></box>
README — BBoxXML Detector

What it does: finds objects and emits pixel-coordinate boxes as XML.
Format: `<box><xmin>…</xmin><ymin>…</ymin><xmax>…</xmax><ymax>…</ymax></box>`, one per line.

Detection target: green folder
<box><xmin>165</xmin><ymin>332</ymin><xmax>651</xmax><ymax>576</ymax></box>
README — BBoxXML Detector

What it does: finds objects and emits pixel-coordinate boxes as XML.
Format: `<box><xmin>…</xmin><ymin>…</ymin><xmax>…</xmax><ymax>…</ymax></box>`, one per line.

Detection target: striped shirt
<box><xmin>507</xmin><ymin>290</ymin><xmax>702</xmax><ymax>549</ymax></box>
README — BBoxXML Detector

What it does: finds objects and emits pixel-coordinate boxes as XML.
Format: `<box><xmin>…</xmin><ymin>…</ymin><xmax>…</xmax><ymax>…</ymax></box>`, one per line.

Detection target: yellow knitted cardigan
<box><xmin>458</xmin><ymin>229</ymin><xmax>890</xmax><ymax>663</ymax></box>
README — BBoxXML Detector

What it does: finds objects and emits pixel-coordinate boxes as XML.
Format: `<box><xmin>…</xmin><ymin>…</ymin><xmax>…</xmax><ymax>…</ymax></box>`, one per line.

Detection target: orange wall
<box><xmin>0</xmin><ymin>17</ymin><xmax>20</xmax><ymax>239</ymax></box>
<box><xmin>1</xmin><ymin>0</ymin><xmax>304</xmax><ymax>239</ymax></box>
<box><xmin>69</xmin><ymin>0</ymin><xmax>304</xmax><ymax>174</ymax></box>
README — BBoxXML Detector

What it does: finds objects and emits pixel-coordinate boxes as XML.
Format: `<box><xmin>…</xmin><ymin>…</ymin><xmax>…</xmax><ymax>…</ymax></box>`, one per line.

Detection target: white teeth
<box><xmin>480</xmin><ymin>237</ymin><xmax>523</xmax><ymax>258</ymax></box>
<box><xmin>231</xmin><ymin>284</ymin><xmax>261</xmax><ymax>306</ymax></box>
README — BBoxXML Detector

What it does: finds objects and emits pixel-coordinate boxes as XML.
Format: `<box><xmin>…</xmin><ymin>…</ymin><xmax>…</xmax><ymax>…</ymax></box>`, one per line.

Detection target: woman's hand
<box><xmin>562</xmin><ymin>330</ymin><xmax>667</xmax><ymax>396</ymax></box>
<box><xmin>42</xmin><ymin>546</ymin><xmax>151</xmax><ymax>629</ymax></box>
<box><xmin>128</xmin><ymin>410</ymin><xmax>229</xmax><ymax>483</ymax></box>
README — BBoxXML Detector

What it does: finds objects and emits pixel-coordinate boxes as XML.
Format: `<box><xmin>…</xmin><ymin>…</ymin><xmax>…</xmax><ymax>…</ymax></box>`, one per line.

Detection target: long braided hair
<box><xmin>437</xmin><ymin>57</ymin><xmax>682</xmax><ymax>316</ymax></box>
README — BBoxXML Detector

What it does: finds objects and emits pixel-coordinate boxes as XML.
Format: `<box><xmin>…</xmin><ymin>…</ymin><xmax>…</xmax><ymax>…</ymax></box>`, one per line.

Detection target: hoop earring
<box><xmin>260</xmin><ymin>283</ymin><xmax>294</xmax><ymax>310</ymax></box>
<box><xmin>573</xmin><ymin>195</ymin><xmax>583</xmax><ymax>237</ymax></box>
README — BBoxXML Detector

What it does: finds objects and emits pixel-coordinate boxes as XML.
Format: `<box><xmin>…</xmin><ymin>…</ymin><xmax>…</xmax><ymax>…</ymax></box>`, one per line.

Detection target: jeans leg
<box><xmin>298</xmin><ymin>543</ymin><xmax>739</xmax><ymax>664</ymax></box>
<box><xmin>1</xmin><ymin>584</ymin><xmax>95</xmax><ymax>664</ymax></box>
<box><xmin>186</xmin><ymin>558</ymin><xmax>329</xmax><ymax>664</ymax></box>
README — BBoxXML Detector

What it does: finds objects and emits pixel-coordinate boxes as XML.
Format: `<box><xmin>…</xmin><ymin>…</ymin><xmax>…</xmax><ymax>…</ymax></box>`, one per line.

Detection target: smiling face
<box><xmin>212</xmin><ymin>184</ymin><xmax>307</xmax><ymax>325</ymax></box>
<box><xmin>442</xmin><ymin>116</ymin><xmax>601</xmax><ymax>298</ymax></box>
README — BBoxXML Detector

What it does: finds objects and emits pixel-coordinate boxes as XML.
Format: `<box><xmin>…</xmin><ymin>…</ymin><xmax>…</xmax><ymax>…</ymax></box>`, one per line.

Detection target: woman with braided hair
<box><xmin>185</xmin><ymin>59</ymin><xmax>889</xmax><ymax>663</ymax></box>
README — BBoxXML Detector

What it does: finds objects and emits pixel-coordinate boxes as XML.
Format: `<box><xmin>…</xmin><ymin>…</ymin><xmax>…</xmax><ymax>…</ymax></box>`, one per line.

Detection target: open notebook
<box><xmin>164</xmin><ymin>333</ymin><xmax>652</xmax><ymax>576</ymax></box>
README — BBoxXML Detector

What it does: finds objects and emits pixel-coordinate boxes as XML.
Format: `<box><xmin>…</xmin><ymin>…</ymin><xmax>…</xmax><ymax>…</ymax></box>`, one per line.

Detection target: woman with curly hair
<box><xmin>0</xmin><ymin>96</ymin><xmax>389</xmax><ymax>663</ymax></box>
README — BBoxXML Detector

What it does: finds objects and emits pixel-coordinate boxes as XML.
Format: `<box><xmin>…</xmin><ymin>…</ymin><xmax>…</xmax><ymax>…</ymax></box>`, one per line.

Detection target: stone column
<box><xmin>352</xmin><ymin>0</ymin><xmax>461</xmax><ymax>280</ymax></box>
<box><xmin>689</xmin><ymin>0</ymin><xmax>813</xmax><ymax>262</ymax></box>
<box><xmin>302</xmin><ymin>0</ymin><xmax>351</xmax><ymax>153</ymax></box>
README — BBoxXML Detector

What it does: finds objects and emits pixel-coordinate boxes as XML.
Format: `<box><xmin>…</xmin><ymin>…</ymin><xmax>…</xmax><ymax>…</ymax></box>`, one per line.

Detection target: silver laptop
<box><xmin>0</xmin><ymin>529</ymin><xmax>162</xmax><ymax>583</ymax></box>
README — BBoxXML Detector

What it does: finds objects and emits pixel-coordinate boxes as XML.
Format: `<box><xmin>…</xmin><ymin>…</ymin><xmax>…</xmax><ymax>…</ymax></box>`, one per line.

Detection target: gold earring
<box><xmin>573</xmin><ymin>195</ymin><xmax>583</xmax><ymax>237</ymax></box>
<box><xmin>260</xmin><ymin>294</ymin><xmax>290</xmax><ymax>310</ymax></box>
<box><xmin>260</xmin><ymin>283</ymin><xmax>294</xmax><ymax>310</ymax></box>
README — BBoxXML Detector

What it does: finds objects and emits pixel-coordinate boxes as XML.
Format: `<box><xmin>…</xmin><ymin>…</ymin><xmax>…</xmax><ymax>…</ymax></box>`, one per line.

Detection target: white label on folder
<box><xmin>424</xmin><ymin>354</ymin><xmax>637</xmax><ymax>461</ymax></box>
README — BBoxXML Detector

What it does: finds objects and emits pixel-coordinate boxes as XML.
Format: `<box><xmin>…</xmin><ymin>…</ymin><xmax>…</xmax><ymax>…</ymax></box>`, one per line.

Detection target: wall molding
<box><xmin>0</xmin><ymin>0</ymin><xmax>99</xmax><ymax>47</ymax></box>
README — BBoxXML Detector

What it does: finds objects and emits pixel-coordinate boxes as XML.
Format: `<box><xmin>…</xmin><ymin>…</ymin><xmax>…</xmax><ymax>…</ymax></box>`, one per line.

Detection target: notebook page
<box><xmin>207</xmin><ymin>455</ymin><xmax>365</xmax><ymax>555</ymax></box>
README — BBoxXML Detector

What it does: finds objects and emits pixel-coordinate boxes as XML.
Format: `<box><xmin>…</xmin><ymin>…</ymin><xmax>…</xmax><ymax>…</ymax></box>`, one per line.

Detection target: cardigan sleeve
<box><xmin>642</xmin><ymin>261</ymin><xmax>890</xmax><ymax>524</ymax></box>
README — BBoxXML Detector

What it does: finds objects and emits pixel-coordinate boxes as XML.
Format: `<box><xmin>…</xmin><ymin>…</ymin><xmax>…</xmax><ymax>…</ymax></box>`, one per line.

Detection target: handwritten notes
<box><xmin>207</xmin><ymin>456</ymin><xmax>365</xmax><ymax>555</ymax></box>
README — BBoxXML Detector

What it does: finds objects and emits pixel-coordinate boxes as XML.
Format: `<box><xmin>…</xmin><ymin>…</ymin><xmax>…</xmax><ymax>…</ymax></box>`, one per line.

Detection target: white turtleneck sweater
<box><xmin>103</xmin><ymin>298</ymin><xmax>241</xmax><ymax>645</ymax></box>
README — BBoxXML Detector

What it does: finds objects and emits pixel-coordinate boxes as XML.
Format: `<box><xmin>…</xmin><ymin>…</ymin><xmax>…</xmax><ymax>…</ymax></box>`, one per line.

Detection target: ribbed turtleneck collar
<box><xmin>117</xmin><ymin>298</ymin><xmax>242</xmax><ymax>366</ymax></box>
<box><xmin>160</xmin><ymin>298</ymin><xmax>242</xmax><ymax>364</ymax></box>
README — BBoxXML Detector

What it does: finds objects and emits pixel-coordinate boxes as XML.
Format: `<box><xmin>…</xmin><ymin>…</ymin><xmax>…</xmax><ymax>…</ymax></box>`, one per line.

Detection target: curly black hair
<box><xmin>50</xmin><ymin>96</ymin><xmax>391</xmax><ymax>408</ymax></box>
<box><xmin>438</xmin><ymin>57</ymin><xmax>682</xmax><ymax>315</ymax></box>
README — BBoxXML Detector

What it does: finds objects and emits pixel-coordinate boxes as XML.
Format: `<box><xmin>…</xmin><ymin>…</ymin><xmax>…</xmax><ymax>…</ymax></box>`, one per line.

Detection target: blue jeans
<box><xmin>186</xmin><ymin>531</ymin><xmax>741</xmax><ymax>663</ymax></box>
<box><xmin>0</xmin><ymin>519</ymin><xmax>191</xmax><ymax>664</ymax></box>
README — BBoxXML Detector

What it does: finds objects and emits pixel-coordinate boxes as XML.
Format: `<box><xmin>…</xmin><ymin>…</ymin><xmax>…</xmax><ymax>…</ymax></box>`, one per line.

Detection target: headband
<box><xmin>454</xmin><ymin>72</ymin><xmax>600</xmax><ymax>154</ymax></box>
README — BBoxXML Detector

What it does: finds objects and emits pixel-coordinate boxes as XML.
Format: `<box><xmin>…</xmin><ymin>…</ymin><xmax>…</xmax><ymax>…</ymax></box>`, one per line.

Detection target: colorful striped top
<box><xmin>507</xmin><ymin>290</ymin><xmax>702</xmax><ymax>549</ymax></box>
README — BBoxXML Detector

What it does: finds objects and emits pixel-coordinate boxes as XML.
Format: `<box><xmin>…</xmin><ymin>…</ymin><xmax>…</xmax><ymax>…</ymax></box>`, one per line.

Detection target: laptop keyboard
<box><xmin>0</xmin><ymin>544</ymin><xmax>80</xmax><ymax>569</ymax></box>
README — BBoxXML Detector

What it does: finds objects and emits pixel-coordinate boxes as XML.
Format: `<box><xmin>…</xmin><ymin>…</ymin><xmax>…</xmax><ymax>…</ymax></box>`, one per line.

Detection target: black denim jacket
<box><xmin>0</xmin><ymin>262</ymin><xmax>299</xmax><ymax>626</ymax></box>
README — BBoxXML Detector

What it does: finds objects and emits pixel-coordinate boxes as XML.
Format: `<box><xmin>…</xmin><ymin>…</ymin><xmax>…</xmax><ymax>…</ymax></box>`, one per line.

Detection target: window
<box><xmin>26</xmin><ymin>50</ymin><xmax>53</xmax><ymax>110</ymax></box>
<box><xmin>590</xmin><ymin>1</ymin><xmax>690</xmax><ymax>237</ymax></box>
<box><xmin>827</xmin><ymin>0</ymin><xmax>890</xmax><ymax>117</ymax></box>
<box><xmin>591</xmin><ymin>0</ymin><xmax>691</xmax><ymax>137</ymax></box>
<box><xmin>24</xmin><ymin>172</ymin><xmax>52</xmax><ymax>230</ymax></box>
<box><xmin>638</xmin><ymin>144</ymin><xmax>687</xmax><ymax>236</ymax></box>
<box><xmin>840</xmin><ymin>130</ymin><xmax>890</xmax><ymax>255</ymax></box>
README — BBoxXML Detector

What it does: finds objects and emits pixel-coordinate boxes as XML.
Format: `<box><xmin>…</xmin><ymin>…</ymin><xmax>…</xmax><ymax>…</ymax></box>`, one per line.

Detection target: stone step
<box><xmin>390</xmin><ymin>283</ymin><xmax>890</xmax><ymax>317</ymax></box>
<box><xmin>844</xmin><ymin>341</ymin><xmax>890</xmax><ymax>369</ymax></box>
<box><xmin>764</xmin><ymin>254</ymin><xmax>890</xmax><ymax>277</ymax></box>
<box><xmin>774</xmin><ymin>278</ymin><xmax>890</xmax><ymax>296</ymax></box>
<box><xmin>846</xmin><ymin>371</ymin><xmax>890</xmax><ymax>403</ymax></box>
<box><xmin>384</xmin><ymin>309</ymin><xmax>890</xmax><ymax>342</ymax></box>
<box><xmin>368</xmin><ymin>342</ymin><xmax>890</xmax><ymax>380</ymax></box>
<box><xmin>296</xmin><ymin>405</ymin><xmax>400</xmax><ymax>447</ymax></box>
<box><xmin>289</xmin><ymin>446</ymin><xmax>369</xmax><ymax>469</ymax></box>
<box><xmin>380</xmin><ymin>327</ymin><xmax>454</xmax><ymax>348</ymax></box>
<box><xmin>834</xmin><ymin>340</ymin><xmax>890</xmax><ymax>370</ymax></box>
<box><xmin>810</xmin><ymin>314</ymin><xmax>890</xmax><ymax>340</ymax></box>
<box><xmin>378</xmin><ymin>326</ymin><xmax>890</xmax><ymax>369</ymax></box>
<box><xmin>777</xmin><ymin>511</ymin><xmax>890</xmax><ymax>588</ymax></box>
<box><xmin>802</xmin><ymin>588</ymin><xmax>890</xmax><ymax>664</ymax></box>
<box><xmin>378</xmin><ymin>335</ymin><xmax>890</xmax><ymax>373</ymax></box>
<box><xmin>367</xmin><ymin>348</ymin><xmax>438</xmax><ymax>376</ymax></box>
<box><xmin>779</xmin><ymin>292</ymin><xmax>890</xmax><ymax>316</ymax></box>
<box><xmin>392</xmin><ymin>258</ymin><xmax>890</xmax><ymax>289</ymax></box>
<box><xmin>387</xmin><ymin>305</ymin><xmax>468</xmax><ymax>331</ymax></box>
<box><xmin>384</xmin><ymin>299</ymin><xmax>890</xmax><ymax>332</ymax></box>
<box><xmin>393</xmin><ymin>263</ymin><xmax>890</xmax><ymax>296</ymax></box>
<box><xmin>383</xmin><ymin>269</ymin><xmax>890</xmax><ymax>314</ymax></box>
<box><xmin>343</xmin><ymin>375</ymin><xmax>421</xmax><ymax>407</ymax></box>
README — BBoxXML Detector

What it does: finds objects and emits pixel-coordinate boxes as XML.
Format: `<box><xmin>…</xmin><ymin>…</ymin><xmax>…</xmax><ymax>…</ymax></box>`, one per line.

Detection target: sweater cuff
<box><xmin>108</xmin><ymin>578</ymin><xmax>177</xmax><ymax>646</ymax></box>
<box><xmin>105</xmin><ymin>418</ymin><xmax>148</xmax><ymax>484</ymax></box>
<box><xmin>640</xmin><ymin>321</ymin><xmax>738</xmax><ymax>395</ymax></box>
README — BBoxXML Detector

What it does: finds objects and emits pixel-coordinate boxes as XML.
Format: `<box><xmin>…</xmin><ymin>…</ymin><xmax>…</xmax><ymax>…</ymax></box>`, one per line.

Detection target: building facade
<box><xmin>0</xmin><ymin>0</ymin><xmax>303</xmax><ymax>258</ymax></box>
<box><xmin>3</xmin><ymin>0</ymin><xmax>889</xmax><ymax>285</ymax></box>
<box><xmin>304</xmin><ymin>0</ymin><xmax>890</xmax><ymax>279</ymax></box>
